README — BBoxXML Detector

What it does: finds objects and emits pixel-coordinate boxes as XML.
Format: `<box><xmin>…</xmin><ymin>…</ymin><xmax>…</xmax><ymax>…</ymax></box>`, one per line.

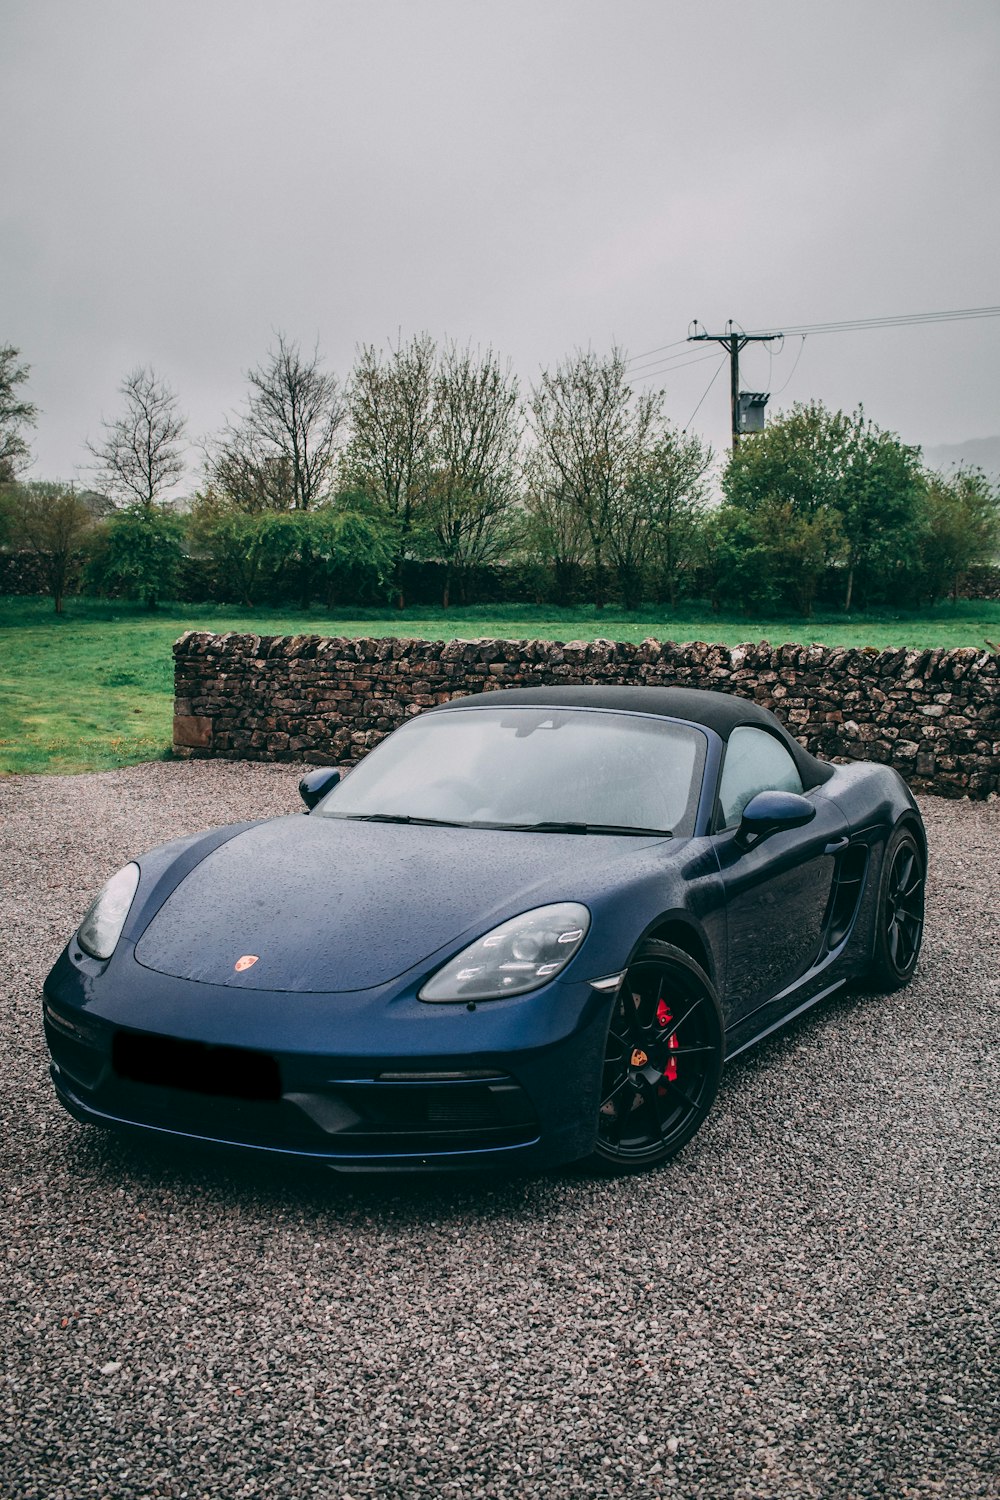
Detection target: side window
<box><xmin>717</xmin><ymin>726</ymin><xmax>804</xmax><ymax>829</ymax></box>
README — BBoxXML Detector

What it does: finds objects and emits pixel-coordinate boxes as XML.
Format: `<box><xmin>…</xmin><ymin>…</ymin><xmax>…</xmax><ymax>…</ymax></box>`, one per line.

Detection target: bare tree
<box><xmin>205</xmin><ymin>444</ymin><xmax>295</xmax><ymax>514</ymax></box>
<box><xmin>345</xmin><ymin>333</ymin><xmax>436</xmax><ymax>606</ymax></box>
<box><xmin>528</xmin><ymin>349</ymin><xmax>660</xmax><ymax>608</ymax></box>
<box><xmin>87</xmin><ymin>366</ymin><xmax>187</xmax><ymax>508</ymax></box>
<box><xmin>0</xmin><ymin>345</ymin><xmax>38</xmax><ymax>482</ymax></box>
<box><xmin>428</xmin><ymin>344</ymin><xmax>523</xmax><ymax>606</ymax></box>
<box><xmin>207</xmin><ymin>335</ymin><xmax>345</xmax><ymax>512</ymax></box>
<box><xmin>3</xmin><ymin>481</ymin><xmax>94</xmax><ymax>612</ymax></box>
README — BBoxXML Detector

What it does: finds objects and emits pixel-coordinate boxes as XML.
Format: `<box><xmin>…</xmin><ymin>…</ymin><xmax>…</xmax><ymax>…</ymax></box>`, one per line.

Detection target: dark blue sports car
<box><xmin>43</xmin><ymin>686</ymin><xmax>926</xmax><ymax>1174</ymax></box>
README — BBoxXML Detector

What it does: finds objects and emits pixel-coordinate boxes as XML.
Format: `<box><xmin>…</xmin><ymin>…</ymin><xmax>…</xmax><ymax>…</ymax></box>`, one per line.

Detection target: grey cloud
<box><xmin>2</xmin><ymin>0</ymin><xmax>998</xmax><ymax>485</ymax></box>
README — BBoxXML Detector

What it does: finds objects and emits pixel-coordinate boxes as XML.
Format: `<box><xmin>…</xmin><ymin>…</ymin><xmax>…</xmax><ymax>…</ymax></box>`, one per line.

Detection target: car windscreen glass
<box><xmin>315</xmin><ymin>708</ymin><xmax>706</xmax><ymax>836</ymax></box>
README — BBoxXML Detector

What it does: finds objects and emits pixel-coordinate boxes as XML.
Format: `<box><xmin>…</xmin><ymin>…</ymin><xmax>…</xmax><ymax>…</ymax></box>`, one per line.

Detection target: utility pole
<box><xmin>688</xmin><ymin>320</ymin><xmax>783</xmax><ymax>448</ymax></box>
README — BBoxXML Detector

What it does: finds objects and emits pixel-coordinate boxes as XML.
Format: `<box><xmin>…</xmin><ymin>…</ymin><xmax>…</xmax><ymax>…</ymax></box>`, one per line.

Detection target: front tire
<box><xmin>588</xmin><ymin>940</ymin><xmax>724</xmax><ymax>1174</ymax></box>
<box><xmin>869</xmin><ymin>824</ymin><xmax>926</xmax><ymax>991</ymax></box>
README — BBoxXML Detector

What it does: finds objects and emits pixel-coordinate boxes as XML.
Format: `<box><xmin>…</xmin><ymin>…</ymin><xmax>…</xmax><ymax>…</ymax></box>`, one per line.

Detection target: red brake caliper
<box><xmin>656</xmin><ymin>998</ymin><xmax>679</xmax><ymax>1083</ymax></box>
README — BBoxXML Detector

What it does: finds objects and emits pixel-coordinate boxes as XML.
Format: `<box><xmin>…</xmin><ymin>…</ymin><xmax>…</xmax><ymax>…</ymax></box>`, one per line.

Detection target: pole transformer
<box><xmin>687</xmin><ymin>321</ymin><xmax>783</xmax><ymax>448</ymax></box>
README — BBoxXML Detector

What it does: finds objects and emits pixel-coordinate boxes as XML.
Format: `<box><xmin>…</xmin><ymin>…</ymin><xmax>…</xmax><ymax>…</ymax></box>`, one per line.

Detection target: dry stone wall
<box><xmin>173</xmin><ymin>632</ymin><xmax>1000</xmax><ymax>799</ymax></box>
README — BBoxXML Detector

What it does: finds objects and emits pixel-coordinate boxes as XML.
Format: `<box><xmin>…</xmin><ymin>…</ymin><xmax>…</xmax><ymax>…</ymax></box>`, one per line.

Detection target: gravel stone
<box><xmin>2</xmin><ymin>762</ymin><xmax>997</xmax><ymax>1499</ymax></box>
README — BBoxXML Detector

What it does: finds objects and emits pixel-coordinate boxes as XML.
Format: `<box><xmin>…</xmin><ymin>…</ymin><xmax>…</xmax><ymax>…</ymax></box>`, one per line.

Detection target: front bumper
<box><xmin>42</xmin><ymin>945</ymin><xmax>616</xmax><ymax>1173</ymax></box>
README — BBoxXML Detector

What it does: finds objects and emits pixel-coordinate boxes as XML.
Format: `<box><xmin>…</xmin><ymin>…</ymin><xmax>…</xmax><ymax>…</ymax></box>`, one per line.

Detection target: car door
<box><xmin>712</xmin><ymin>727</ymin><xmax>848</xmax><ymax>1022</ymax></box>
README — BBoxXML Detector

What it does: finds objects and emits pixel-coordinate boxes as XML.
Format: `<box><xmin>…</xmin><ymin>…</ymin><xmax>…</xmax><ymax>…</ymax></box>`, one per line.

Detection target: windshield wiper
<box><xmin>325</xmin><ymin>812</ymin><xmax>672</xmax><ymax>837</ymax></box>
<box><xmin>330</xmin><ymin>812</ymin><xmax>472</xmax><ymax>828</ymax></box>
<box><xmin>492</xmin><ymin>820</ymin><xmax>673</xmax><ymax>837</ymax></box>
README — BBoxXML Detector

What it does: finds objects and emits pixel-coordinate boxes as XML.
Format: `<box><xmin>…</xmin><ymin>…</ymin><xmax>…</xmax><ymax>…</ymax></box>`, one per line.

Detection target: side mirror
<box><xmin>736</xmin><ymin>789</ymin><xmax>816</xmax><ymax>849</ymax></box>
<box><xmin>299</xmin><ymin>767</ymin><xmax>341</xmax><ymax>812</ymax></box>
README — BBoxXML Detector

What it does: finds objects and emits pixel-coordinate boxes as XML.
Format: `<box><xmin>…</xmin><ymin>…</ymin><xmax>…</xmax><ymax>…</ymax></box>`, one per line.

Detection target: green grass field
<box><xmin>2</xmin><ymin>594</ymin><xmax>998</xmax><ymax>776</ymax></box>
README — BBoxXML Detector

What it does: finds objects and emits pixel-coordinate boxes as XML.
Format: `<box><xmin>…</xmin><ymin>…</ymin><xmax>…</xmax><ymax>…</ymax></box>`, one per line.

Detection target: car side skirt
<box><xmin>723</xmin><ymin>977</ymin><xmax>848</xmax><ymax>1062</ymax></box>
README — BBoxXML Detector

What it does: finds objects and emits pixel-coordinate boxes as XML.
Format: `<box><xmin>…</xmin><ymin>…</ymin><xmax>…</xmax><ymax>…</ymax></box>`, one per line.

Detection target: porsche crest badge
<box><xmin>234</xmin><ymin>955</ymin><xmax>259</xmax><ymax>972</ymax></box>
<box><xmin>630</xmin><ymin>1047</ymin><xmax>648</xmax><ymax>1068</ymax></box>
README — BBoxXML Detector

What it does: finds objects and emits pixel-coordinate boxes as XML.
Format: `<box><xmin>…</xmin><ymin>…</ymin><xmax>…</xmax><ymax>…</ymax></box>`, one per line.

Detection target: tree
<box><xmin>614</xmin><ymin>427</ymin><xmax>714</xmax><ymax>610</ymax></box>
<box><xmin>208</xmin><ymin>335</ymin><xmax>345</xmax><ymax>513</ymax></box>
<box><xmin>723</xmin><ymin>400</ymin><xmax>852</xmax><ymax>519</ymax></box>
<box><xmin>205</xmin><ymin>445</ymin><xmax>295</xmax><ymax>515</ymax></box>
<box><xmin>705</xmin><ymin>504</ymin><xmax>781</xmax><ymax>614</ymax></box>
<box><xmin>521</xmin><ymin>465</ymin><xmax>591</xmax><ymax>605</ymax></box>
<box><xmin>345</xmin><ymin>334</ymin><xmax>436</xmax><ymax>606</ymax></box>
<box><xmin>0</xmin><ymin>345</ymin><xmax>38</xmax><ymax>482</ymax></box>
<box><xmin>189</xmin><ymin>489</ymin><xmax>396</xmax><ymax>608</ymax></box>
<box><xmin>290</xmin><ymin>504</ymin><xmax>396</xmax><ymax>609</ymax></box>
<box><xmin>86</xmin><ymin>366</ymin><xmax>187</xmax><ymax>507</ymax></box>
<box><xmin>706</xmin><ymin>498</ymin><xmax>843</xmax><ymax>617</ymax></box>
<box><xmin>428</xmin><ymin>344</ymin><xmax>524</xmax><ymax>606</ymax></box>
<box><xmin>838</xmin><ymin>410</ymin><xmax>925</xmax><ymax>609</ymax></box>
<box><xmin>2</xmin><ymin>482</ymin><xmax>93</xmax><ymax>612</ymax></box>
<box><xmin>85</xmin><ymin>505</ymin><xmax>184</xmax><ymax>609</ymax></box>
<box><xmin>528</xmin><ymin>349</ymin><xmax>660</xmax><ymax>608</ymax></box>
<box><xmin>721</xmin><ymin>400</ymin><xmax>925</xmax><ymax>609</ymax></box>
<box><xmin>919</xmin><ymin>467</ymin><xmax>1000</xmax><ymax>602</ymax></box>
<box><xmin>188</xmin><ymin>490</ymin><xmax>281</xmax><ymax>606</ymax></box>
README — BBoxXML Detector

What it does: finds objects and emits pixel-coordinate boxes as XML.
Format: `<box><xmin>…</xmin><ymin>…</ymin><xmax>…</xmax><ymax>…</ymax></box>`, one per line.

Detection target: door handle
<box><xmin>824</xmin><ymin>836</ymin><xmax>850</xmax><ymax>855</ymax></box>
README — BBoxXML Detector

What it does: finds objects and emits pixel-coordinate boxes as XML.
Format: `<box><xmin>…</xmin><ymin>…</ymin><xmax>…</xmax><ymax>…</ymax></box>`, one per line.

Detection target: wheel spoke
<box><xmin>659</xmin><ymin>1074</ymin><xmax>701</xmax><ymax>1114</ymax></box>
<box><xmin>615</xmin><ymin>1086</ymin><xmax>642</xmax><ymax>1140</ymax></box>
<box><xmin>650</xmin><ymin>1025</ymin><xmax>707</xmax><ymax>1063</ymax></box>
<box><xmin>600</xmin><ymin>1074</ymin><xmax>631</xmax><ymax>1111</ymax></box>
<box><xmin>635</xmin><ymin>1076</ymin><xmax>666</xmax><ymax>1139</ymax></box>
<box><xmin>660</xmin><ymin>997</ymin><xmax>701</xmax><ymax>1045</ymax></box>
<box><xmin>897</xmin><ymin>910</ymin><xmax>922</xmax><ymax>967</ymax></box>
<box><xmin>623</xmin><ymin>994</ymin><xmax>645</xmax><ymax>1038</ymax></box>
<box><xmin>888</xmin><ymin>919</ymin><xmax>901</xmax><ymax>965</ymax></box>
<box><xmin>636</xmin><ymin>988</ymin><xmax>661</xmax><ymax>1038</ymax></box>
<box><xmin>897</xmin><ymin>895</ymin><xmax>923</xmax><ymax>919</ymax></box>
<box><xmin>892</xmin><ymin>850</ymin><xmax>914</xmax><ymax>902</ymax></box>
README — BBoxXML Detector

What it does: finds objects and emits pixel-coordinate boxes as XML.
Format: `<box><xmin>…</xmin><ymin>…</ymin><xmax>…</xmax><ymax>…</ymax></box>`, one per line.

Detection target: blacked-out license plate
<box><xmin>112</xmin><ymin>1032</ymin><xmax>281</xmax><ymax>1101</ymax></box>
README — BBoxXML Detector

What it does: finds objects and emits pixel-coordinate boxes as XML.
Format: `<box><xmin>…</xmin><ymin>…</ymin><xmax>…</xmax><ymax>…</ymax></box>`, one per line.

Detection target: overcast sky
<box><xmin>2</xmin><ymin>0</ymin><xmax>998</xmax><ymax>488</ymax></box>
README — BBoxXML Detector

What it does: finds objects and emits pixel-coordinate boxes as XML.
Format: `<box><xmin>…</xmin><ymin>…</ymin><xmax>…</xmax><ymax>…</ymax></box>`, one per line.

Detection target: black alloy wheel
<box><xmin>590</xmin><ymin>940</ymin><xmax>724</xmax><ymax>1173</ymax></box>
<box><xmin>870</xmin><ymin>825</ymin><xmax>926</xmax><ymax>990</ymax></box>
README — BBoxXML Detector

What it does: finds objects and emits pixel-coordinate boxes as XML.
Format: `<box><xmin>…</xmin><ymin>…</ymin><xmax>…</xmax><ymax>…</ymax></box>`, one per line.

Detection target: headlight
<box><xmin>77</xmin><ymin>863</ymin><xmax>140</xmax><ymax>960</ymax></box>
<box><xmin>419</xmin><ymin>903</ymin><xmax>590</xmax><ymax>1002</ymax></box>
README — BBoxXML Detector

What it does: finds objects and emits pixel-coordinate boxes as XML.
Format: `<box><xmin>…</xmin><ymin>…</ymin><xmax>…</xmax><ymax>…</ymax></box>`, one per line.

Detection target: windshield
<box><xmin>315</xmin><ymin>707</ymin><xmax>706</xmax><ymax>836</ymax></box>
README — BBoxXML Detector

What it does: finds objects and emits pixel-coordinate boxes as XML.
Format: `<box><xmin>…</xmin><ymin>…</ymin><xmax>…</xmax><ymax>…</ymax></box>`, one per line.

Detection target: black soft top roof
<box><xmin>432</xmin><ymin>685</ymin><xmax>833</xmax><ymax>788</ymax></box>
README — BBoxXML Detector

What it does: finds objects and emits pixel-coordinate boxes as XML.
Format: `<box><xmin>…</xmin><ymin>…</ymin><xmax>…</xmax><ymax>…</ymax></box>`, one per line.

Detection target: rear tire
<box><xmin>869</xmin><ymin>824</ymin><xmax>925</xmax><ymax>991</ymax></box>
<box><xmin>588</xmin><ymin>940</ymin><xmax>724</xmax><ymax>1174</ymax></box>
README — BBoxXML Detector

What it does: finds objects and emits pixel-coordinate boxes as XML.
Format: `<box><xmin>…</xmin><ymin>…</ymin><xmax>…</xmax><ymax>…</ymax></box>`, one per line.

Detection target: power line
<box><xmin>624</xmin><ymin>337</ymin><xmax>688</xmax><ymax>366</ymax></box>
<box><xmin>630</xmin><ymin>349</ymin><xmax>725</xmax><ymax>381</ymax></box>
<box><xmin>682</xmin><ymin>356</ymin><xmax>728</xmax><ymax>433</ymax></box>
<box><xmin>627</xmin><ymin>343</ymin><xmax>719</xmax><ymax>376</ymax></box>
<box><xmin>745</xmin><ymin>304</ymin><xmax>1000</xmax><ymax>338</ymax></box>
<box><xmin>623</xmin><ymin>302</ymin><xmax>999</xmax><ymax>445</ymax></box>
<box><xmin>629</xmin><ymin>303</ymin><xmax>999</xmax><ymax>378</ymax></box>
<box><xmin>771</xmin><ymin>334</ymin><xmax>807</xmax><ymax>395</ymax></box>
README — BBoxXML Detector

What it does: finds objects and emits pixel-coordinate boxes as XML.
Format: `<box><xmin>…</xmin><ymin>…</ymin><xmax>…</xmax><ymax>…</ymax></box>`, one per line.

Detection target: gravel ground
<box><xmin>2</xmin><ymin>761</ymin><xmax>998</xmax><ymax>1500</ymax></box>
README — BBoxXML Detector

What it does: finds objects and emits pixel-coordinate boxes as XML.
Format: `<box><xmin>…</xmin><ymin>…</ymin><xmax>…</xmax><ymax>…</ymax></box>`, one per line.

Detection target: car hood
<box><xmin>134</xmin><ymin>814</ymin><xmax>666</xmax><ymax>993</ymax></box>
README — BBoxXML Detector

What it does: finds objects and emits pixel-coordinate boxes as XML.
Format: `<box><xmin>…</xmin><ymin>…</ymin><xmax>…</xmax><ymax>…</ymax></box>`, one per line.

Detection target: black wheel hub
<box><xmin>885</xmin><ymin>843</ymin><xmax>925</xmax><ymax>975</ymax></box>
<box><xmin>598</xmin><ymin>960</ymin><xmax>719</xmax><ymax>1161</ymax></box>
